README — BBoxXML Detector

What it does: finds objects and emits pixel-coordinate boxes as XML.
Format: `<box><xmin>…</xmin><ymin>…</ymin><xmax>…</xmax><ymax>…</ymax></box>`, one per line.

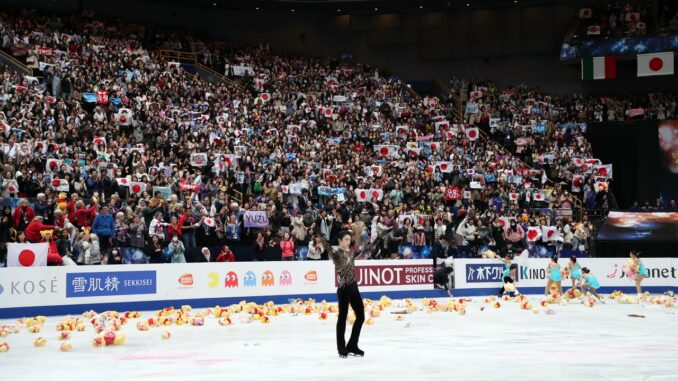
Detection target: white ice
<box><xmin>1</xmin><ymin>296</ymin><xmax>678</xmax><ymax>381</ymax></box>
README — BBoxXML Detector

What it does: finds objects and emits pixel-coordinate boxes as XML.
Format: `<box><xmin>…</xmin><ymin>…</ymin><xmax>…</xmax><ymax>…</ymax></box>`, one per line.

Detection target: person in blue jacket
<box><xmin>580</xmin><ymin>267</ymin><xmax>602</xmax><ymax>301</ymax></box>
<box><xmin>92</xmin><ymin>205</ymin><xmax>115</xmax><ymax>250</ymax></box>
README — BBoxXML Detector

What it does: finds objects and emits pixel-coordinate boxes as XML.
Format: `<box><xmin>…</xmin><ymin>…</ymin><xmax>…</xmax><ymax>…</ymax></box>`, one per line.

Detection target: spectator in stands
<box><xmin>280</xmin><ymin>232</ymin><xmax>295</xmax><ymax>261</ymax></box>
<box><xmin>92</xmin><ymin>206</ymin><xmax>115</xmax><ymax>250</ymax></box>
<box><xmin>215</xmin><ymin>245</ymin><xmax>235</xmax><ymax>262</ymax></box>
<box><xmin>13</xmin><ymin>198</ymin><xmax>34</xmax><ymax>232</ymax></box>
<box><xmin>24</xmin><ymin>216</ymin><xmax>55</xmax><ymax>243</ymax></box>
<box><xmin>146</xmin><ymin>235</ymin><xmax>165</xmax><ymax>264</ymax></box>
<box><xmin>503</xmin><ymin>220</ymin><xmax>525</xmax><ymax>249</ymax></box>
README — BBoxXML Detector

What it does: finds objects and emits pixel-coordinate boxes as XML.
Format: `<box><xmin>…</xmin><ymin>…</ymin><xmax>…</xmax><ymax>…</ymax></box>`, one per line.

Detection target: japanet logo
<box><xmin>177</xmin><ymin>273</ymin><xmax>194</xmax><ymax>287</ymax></box>
<box><xmin>304</xmin><ymin>270</ymin><xmax>318</xmax><ymax>284</ymax></box>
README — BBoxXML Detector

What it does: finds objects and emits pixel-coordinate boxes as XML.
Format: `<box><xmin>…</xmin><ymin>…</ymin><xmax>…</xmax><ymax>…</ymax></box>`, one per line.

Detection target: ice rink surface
<box><xmin>2</xmin><ymin>296</ymin><xmax>678</xmax><ymax>381</ymax></box>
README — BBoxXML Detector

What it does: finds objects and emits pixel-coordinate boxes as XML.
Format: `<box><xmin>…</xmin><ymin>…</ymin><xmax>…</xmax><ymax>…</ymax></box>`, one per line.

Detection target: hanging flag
<box><xmin>7</xmin><ymin>243</ymin><xmax>48</xmax><ymax>267</ymax></box>
<box><xmin>526</xmin><ymin>227</ymin><xmax>542</xmax><ymax>242</ymax></box>
<box><xmin>465</xmin><ymin>127</ymin><xmax>479</xmax><ymax>141</ymax></box>
<box><xmin>51</xmin><ymin>178</ymin><xmax>70</xmax><ymax>192</ymax></box>
<box><xmin>581</xmin><ymin>56</ymin><xmax>616</xmax><ymax>80</ymax></box>
<box><xmin>637</xmin><ymin>52</ymin><xmax>674</xmax><ymax>77</ymax></box>
<box><xmin>129</xmin><ymin>182</ymin><xmax>147</xmax><ymax>196</ymax></box>
<box><xmin>595</xmin><ymin>164</ymin><xmax>613</xmax><ymax>179</ymax></box>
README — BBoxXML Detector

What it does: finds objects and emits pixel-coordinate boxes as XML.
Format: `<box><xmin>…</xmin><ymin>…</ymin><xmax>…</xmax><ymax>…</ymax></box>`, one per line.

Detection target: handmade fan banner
<box><xmin>190</xmin><ymin>153</ymin><xmax>208</xmax><ymax>167</ymax></box>
<box><xmin>244</xmin><ymin>211</ymin><xmax>270</xmax><ymax>228</ymax></box>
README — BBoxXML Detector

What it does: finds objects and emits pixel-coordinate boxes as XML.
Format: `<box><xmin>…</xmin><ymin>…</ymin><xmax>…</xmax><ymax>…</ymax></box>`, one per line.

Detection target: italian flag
<box><xmin>581</xmin><ymin>56</ymin><xmax>617</xmax><ymax>80</ymax></box>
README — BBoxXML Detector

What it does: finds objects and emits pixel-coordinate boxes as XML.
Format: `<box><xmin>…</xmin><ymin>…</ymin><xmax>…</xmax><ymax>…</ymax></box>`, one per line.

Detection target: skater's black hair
<box><xmin>510</xmin><ymin>263</ymin><xmax>518</xmax><ymax>271</ymax></box>
<box><xmin>551</xmin><ymin>254</ymin><xmax>559</xmax><ymax>262</ymax></box>
<box><xmin>337</xmin><ymin>230</ymin><xmax>352</xmax><ymax>241</ymax></box>
<box><xmin>581</xmin><ymin>267</ymin><xmax>591</xmax><ymax>274</ymax></box>
<box><xmin>570</xmin><ymin>256</ymin><xmax>577</xmax><ymax>263</ymax></box>
<box><xmin>630</xmin><ymin>250</ymin><xmax>641</xmax><ymax>258</ymax></box>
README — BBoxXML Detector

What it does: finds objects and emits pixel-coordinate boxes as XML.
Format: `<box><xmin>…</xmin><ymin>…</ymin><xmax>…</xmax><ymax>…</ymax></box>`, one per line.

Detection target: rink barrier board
<box><xmin>453</xmin><ymin>257</ymin><xmax>678</xmax><ymax>291</ymax></box>
<box><xmin>0</xmin><ymin>260</ymin><xmax>438</xmax><ymax>318</ymax></box>
<box><xmin>451</xmin><ymin>286</ymin><xmax>676</xmax><ymax>297</ymax></box>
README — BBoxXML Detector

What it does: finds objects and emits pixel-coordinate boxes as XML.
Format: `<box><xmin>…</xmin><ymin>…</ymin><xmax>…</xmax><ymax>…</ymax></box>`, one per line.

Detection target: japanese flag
<box><xmin>526</xmin><ymin>226</ymin><xmax>542</xmax><ymax>242</ymax></box>
<box><xmin>260</xmin><ymin>93</ymin><xmax>271</xmax><ymax>102</ymax></box>
<box><xmin>354</xmin><ymin>189</ymin><xmax>370</xmax><ymax>202</ymax></box>
<box><xmin>7</xmin><ymin>243</ymin><xmax>48</xmax><ymax>267</ymax></box>
<box><xmin>435</xmin><ymin>121</ymin><xmax>449</xmax><ymax>132</ymax></box>
<box><xmin>116</xmin><ymin>177</ymin><xmax>130</xmax><ymax>187</ymax></box>
<box><xmin>572</xmin><ymin>158</ymin><xmax>585</xmax><ymax>167</ymax></box>
<box><xmin>585</xmin><ymin>158</ymin><xmax>601</xmax><ymax>167</ymax></box>
<box><xmin>429</xmin><ymin>142</ymin><xmax>441</xmax><ymax>151</ymax></box>
<box><xmin>497</xmin><ymin>217</ymin><xmax>513</xmax><ymax>230</ymax></box>
<box><xmin>367</xmin><ymin>165</ymin><xmax>383</xmax><ymax>177</ymax></box>
<box><xmin>45</xmin><ymin>158</ymin><xmax>62</xmax><ymax>172</ymax></box>
<box><xmin>254</xmin><ymin>79</ymin><xmax>265</xmax><ymax>91</ymax></box>
<box><xmin>51</xmin><ymin>178</ymin><xmax>70</xmax><ymax>192</ymax></box>
<box><xmin>437</xmin><ymin>162</ymin><xmax>454</xmax><ymax>173</ymax></box>
<box><xmin>463</xmin><ymin>190</ymin><xmax>472</xmax><ymax>199</ymax></box>
<box><xmin>203</xmin><ymin>217</ymin><xmax>215</xmax><ymax>227</ymax></box>
<box><xmin>222</xmin><ymin>154</ymin><xmax>238</xmax><ymax>169</ymax></box>
<box><xmin>374</xmin><ymin>145</ymin><xmax>398</xmax><ymax>158</ymax></box>
<box><xmin>396</xmin><ymin>125</ymin><xmax>409</xmax><ymax>135</ymax></box>
<box><xmin>129</xmin><ymin>182</ymin><xmax>146</xmax><ymax>196</ymax></box>
<box><xmin>5</xmin><ymin>179</ymin><xmax>19</xmax><ymax>194</ymax></box>
<box><xmin>532</xmin><ymin>191</ymin><xmax>545</xmax><ymax>202</ymax></box>
<box><xmin>595</xmin><ymin>164</ymin><xmax>613</xmax><ymax>179</ymax></box>
<box><xmin>34</xmin><ymin>140</ymin><xmax>47</xmax><ymax>154</ymax></box>
<box><xmin>406</xmin><ymin>147</ymin><xmax>421</xmax><ymax>157</ymax></box>
<box><xmin>369</xmin><ymin>189</ymin><xmax>384</xmax><ymax>202</ymax></box>
<box><xmin>509</xmin><ymin>192</ymin><xmax>520</xmax><ymax>201</ymax></box>
<box><xmin>465</xmin><ymin>127</ymin><xmax>479</xmax><ymax>141</ymax></box>
<box><xmin>114</xmin><ymin>108</ymin><xmax>133</xmax><ymax>126</ymax></box>
<box><xmin>541</xmin><ymin>226</ymin><xmax>561</xmax><ymax>242</ymax></box>
<box><xmin>466</xmin><ymin>169</ymin><xmax>476</xmax><ymax>176</ymax></box>
<box><xmin>324</xmin><ymin>107</ymin><xmax>333</xmax><ymax>118</ymax></box>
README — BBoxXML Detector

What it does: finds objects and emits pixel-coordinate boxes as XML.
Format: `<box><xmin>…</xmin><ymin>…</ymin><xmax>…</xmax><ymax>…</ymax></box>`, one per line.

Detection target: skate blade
<box><xmin>348</xmin><ymin>353</ymin><xmax>364</xmax><ymax>357</ymax></box>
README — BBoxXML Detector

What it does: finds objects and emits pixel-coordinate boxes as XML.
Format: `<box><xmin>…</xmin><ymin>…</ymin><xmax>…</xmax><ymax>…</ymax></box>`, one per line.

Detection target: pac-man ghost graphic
<box><xmin>224</xmin><ymin>271</ymin><xmax>239</xmax><ymax>288</ymax></box>
<box><xmin>243</xmin><ymin>271</ymin><xmax>257</xmax><ymax>287</ymax></box>
<box><xmin>261</xmin><ymin>270</ymin><xmax>275</xmax><ymax>287</ymax></box>
<box><xmin>280</xmin><ymin>270</ymin><xmax>292</xmax><ymax>286</ymax></box>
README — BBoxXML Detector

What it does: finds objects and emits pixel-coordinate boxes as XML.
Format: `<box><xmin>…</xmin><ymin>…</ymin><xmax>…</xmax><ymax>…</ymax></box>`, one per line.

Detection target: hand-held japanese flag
<box><xmin>130</xmin><ymin>182</ymin><xmax>146</xmax><ymax>196</ymax></box>
<box><xmin>260</xmin><ymin>93</ymin><xmax>271</xmax><ymax>102</ymax></box>
<box><xmin>637</xmin><ymin>52</ymin><xmax>674</xmax><ymax>77</ymax></box>
<box><xmin>116</xmin><ymin>177</ymin><xmax>130</xmax><ymax>187</ymax></box>
<box><xmin>541</xmin><ymin>226</ymin><xmax>561</xmax><ymax>242</ymax></box>
<box><xmin>465</xmin><ymin>127</ymin><xmax>479</xmax><ymax>141</ymax></box>
<box><xmin>532</xmin><ymin>190</ymin><xmax>545</xmax><ymax>202</ymax></box>
<box><xmin>526</xmin><ymin>226</ymin><xmax>542</xmax><ymax>242</ymax></box>
<box><xmin>374</xmin><ymin>145</ymin><xmax>398</xmax><ymax>157</ymax></box>
<box><xmin>354</xmin><ymin>189</ymin><xmax>370</xmax><ymax>202</ymax></box>
<box><xmin>437</xmin><ymin>162</ymin><xmax>454</xmax><ymax>173</ymax></box>
<box><xmin>572</xmin><ymin>175</ymin><xmax>584</xmax><ymax>192</ymax></box>
<box><xmin>596</xmin><ymin>164</ymin><xmax>613</xmax><ymax>179</ymax></box>
<box><xmin>51</xmin><ymin>178</ymin><xmax>69</xmax><ymax>192</ymax></box>
<box><xmin>7</xmin><ymin>243</ymin><xmax>48</xmax><ymax>267</ymax></box>
<box><xmin>509</xmin><ymin>192</ymin><xmax>520</xmax><ymax>201</ymax></box>
<box><xmin>46</xmin><ymin>158</ymin><xmax>62</xmax><ymax>172</ymax></box>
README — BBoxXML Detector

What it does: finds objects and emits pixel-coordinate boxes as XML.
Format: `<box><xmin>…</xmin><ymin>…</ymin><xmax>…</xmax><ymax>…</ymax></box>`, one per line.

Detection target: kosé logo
<box><xmin>178</xmin><ymin>273</ymin><xmax>194</xmax><ymax>287</ymax></box>
<box><xmin>304</xmin><ymin>270</ymin><xmax>318</xmax><ymax>284</ymax></box>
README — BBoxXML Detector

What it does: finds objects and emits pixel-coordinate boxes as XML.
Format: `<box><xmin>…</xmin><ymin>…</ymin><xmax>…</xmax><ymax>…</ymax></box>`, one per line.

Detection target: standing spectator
<box><xmin>92</xmin><ymin>206</ymin><xmax>115</xmax><ymax>250</ymax></box>
<box><xmin>253</xmin><ymin>232</ymin><xmax>267</xmax><ymax>261</ymax></box>
<box><xmin>167</xmin><ymin>234</ymin><xmax>186</xmax><ymax>263</ymax></box>
<box><xmin>308</xmin><ymin>235</ymin><xmax>325</xmax><ymax>260</ymax></box>
<box><xmin>13</xmin><ymin>198</ymin><xmax>35</xmax><ymax>232</ymax></box>
<box><xmin>280</xmin><ymin>232</ymin><xmax>295</xmax><ymax>261</ymax></box>
<box><xmin>24</xmin><ymin>216</ymin><xmax>55</xmax><ymax>243</ymax></box>
<box><xmin>146</xmin><ymin>235</ymin><xmax>164</xmax><ymax>264</ymax></box>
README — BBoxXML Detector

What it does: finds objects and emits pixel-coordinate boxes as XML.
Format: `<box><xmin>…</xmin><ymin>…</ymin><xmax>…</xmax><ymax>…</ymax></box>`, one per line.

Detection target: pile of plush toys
<box><xmin>1</xmin><ymin>290</ymin><xmax>677</xmax><ymax>353</ymax></box>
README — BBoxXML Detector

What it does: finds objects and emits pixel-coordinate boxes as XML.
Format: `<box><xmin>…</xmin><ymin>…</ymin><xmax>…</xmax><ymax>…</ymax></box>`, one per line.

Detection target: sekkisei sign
<box><xmin>244</xmin><ymin>211</ymin><xmax>269</xmax><ymax>228</ymax></box>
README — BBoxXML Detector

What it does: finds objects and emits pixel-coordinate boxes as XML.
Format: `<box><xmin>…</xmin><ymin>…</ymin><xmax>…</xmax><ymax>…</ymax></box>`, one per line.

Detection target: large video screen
<box><xmin>597</xmin><ymin>212</ymin><xmax>678</xmax><ymax>241</ymax></box>
<box><xmin>658</xmin><ymin>121</ymin><xmax>678</xmax><ymax>202</ymax></box>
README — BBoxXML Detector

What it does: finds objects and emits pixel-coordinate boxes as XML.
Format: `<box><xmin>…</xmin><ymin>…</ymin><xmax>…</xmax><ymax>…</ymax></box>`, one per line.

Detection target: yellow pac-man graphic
<box><xmin>208</xmin><ymin>272</ymin><xmax>219</xmax><ymax>288</ymax></box>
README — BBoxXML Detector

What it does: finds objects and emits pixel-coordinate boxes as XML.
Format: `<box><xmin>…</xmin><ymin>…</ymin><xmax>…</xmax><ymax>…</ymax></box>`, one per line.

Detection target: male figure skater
<box><xmin>322</xmin><ymin>229</ymin><xmax>387</xmax><ymax>358</ymax></box>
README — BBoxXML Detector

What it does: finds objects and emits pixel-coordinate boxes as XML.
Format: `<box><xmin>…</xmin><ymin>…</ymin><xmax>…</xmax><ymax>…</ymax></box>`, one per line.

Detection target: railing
<box><xmin>401</xmin><ymin>81</ymin><xmax>421</xmax><ymax>101</ymax></box>
<box><xmin>230</xmin><ymin>188</ymin><xmax>244</xmax><ymax>206</ymax></box>
<box><xmin>433</xmin><ymin>78</ymin><xmax>462</xmax><ymax>123</ymax></box>
<box><xmin>0</xmin><ymin>50</ymin><xmax>33</xmax><ymax>76</ymax></box>
<box><xmin>195</xmin><ymin>62</ymin><xmax>243</xmax><ymax>89</ymax></box>
<box><xmin>158</xmin><ymin>49</ymin><xmax>197</xmax><ymax>64</ymax></box>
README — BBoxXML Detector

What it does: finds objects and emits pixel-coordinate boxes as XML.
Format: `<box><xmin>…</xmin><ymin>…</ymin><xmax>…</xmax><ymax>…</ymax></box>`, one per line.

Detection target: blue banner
<box><xmin>465</xmin><ymin>263</ymin><xmax>505</xmax><ymax>283</ymax></box>
<box><xmin>66</xmin><ymin>271</ymin><xmax>156</xmax><ymax>298</ymax></box>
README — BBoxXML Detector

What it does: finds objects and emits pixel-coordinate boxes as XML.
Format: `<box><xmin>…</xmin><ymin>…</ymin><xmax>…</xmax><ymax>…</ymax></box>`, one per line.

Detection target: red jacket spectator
<box><xmin>13</xmin><ymin>204</ymin><xmax>35</xmax><ymax>230</ymax></box>
<box><xmin>167</xmin><ymin>223</ymin><xmax>182</xmax><ymax>238</ymax></box>
<box><xmin>74</xmin><ymin>206</ymin><xmax>96</xmax><ymax>228</ymax></box>
<box><xmin>24</xmin><ymin>218</ymin><xmax>56</xmax><ymax>243</ymax></box>
<box><xmin>280</xmin><ymin>239</ymin><xmax>294</xmax><ymax>259</ymax></box>
<box><xmin>215</xmin><ymin>247</ymin><xmax>235</xmax><ymax>262</ymax></box>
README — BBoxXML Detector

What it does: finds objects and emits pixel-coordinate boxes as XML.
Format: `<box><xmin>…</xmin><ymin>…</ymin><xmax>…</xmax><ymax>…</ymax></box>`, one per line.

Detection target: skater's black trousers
<box><xmin>336</xmin><ymin>282</ymin><xmax>365</xmax><ymax>352</ymax></box>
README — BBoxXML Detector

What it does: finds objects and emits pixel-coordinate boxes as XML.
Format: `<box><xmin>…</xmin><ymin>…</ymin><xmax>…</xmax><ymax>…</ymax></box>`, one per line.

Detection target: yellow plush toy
<box><xmin>56</xmin><ymin>193</ymin><xmax>68</xmax><ymax>214</ymax></box>
<box><xmin>33</xmin><ymin>337</ymin><xmax>47</xmax><ymax>347</ymax></box>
